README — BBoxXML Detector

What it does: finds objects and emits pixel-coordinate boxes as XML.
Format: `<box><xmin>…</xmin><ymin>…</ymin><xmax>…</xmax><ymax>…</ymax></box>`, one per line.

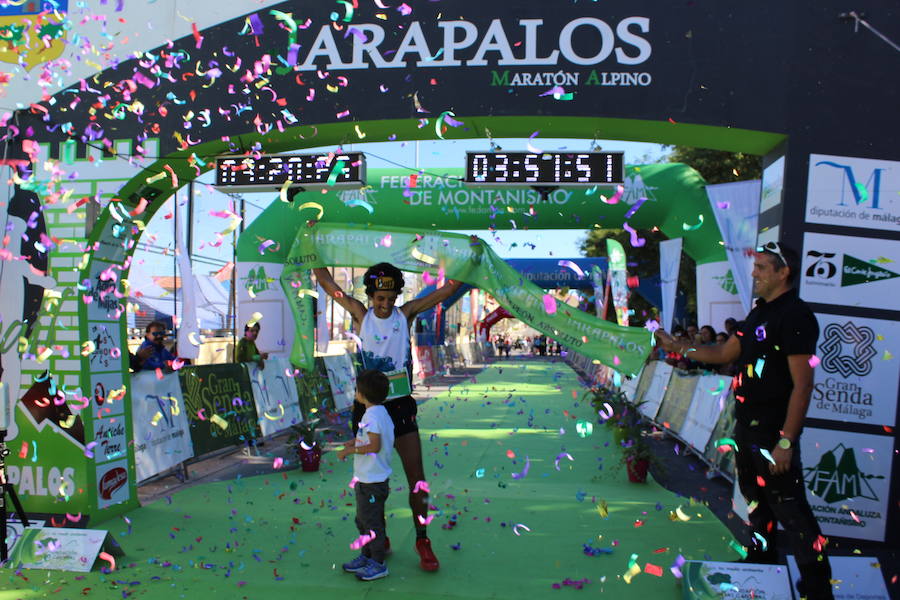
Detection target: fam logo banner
<box><xmin>801</xmin><ymin>428</ymin><xmax>894</xmax><ymax>542</ymax></box>
<box><xmin>800</xmin><ymin>232</ymin><xmax>900</xmax><ymax>310</ymax></box>
<box><xmin>806</xmin><ymin>154</ymin><xmax>899</xmax><ymax>232</ymax></box>
<box><xmin>811</xmin><ymin>313</ymin><xmax>899</xmax><ymax>427</ymax></box>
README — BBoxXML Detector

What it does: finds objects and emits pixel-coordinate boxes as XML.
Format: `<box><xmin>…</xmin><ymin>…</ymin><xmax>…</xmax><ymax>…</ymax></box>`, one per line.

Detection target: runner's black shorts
<box><xmin>351</xmin><ymin>395</ymin><xmax>419</xmax><ymax>438</ymax></box>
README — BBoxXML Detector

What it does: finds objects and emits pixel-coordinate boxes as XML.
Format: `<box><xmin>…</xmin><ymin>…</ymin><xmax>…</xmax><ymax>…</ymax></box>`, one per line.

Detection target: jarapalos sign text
<box><xmin>295</xmin><ymin>17</ymin><xmax>653</xmax><ymax>87</ymax></box>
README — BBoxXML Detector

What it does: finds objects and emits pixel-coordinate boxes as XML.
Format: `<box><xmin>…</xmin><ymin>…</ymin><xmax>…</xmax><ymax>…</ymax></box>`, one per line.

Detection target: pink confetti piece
<box><xmin>99</xmin><ymin>551</ymin><xmax>116</xmax><ymax>571</ymax></box>
<box><xmin>397</xmin><ymin>3</ymin><xmax>412</xmax><ymax>15</ymax></box>
<box><xmin>601</xmin><ymin>185</ymin><xmax>625</xmax><ymax>204</ymax></box>
<box><xmin>417</xmin><ymin>514</ymin><xmax>435</xmax><ymax>525</ymax></box>
<box><xmin>413</xmin><ymin>480</ymin><xmax>430</xmax><ymax>494</ymax></box>
<box><xmin>350</xmin><ymin>530</ymin><xmax>376</xmax><ymax>550</ymax></box>
<box><xmin>506</xmin><ymin>449</ymin><xmax>516</xmax><ymax>459</ymax></box>
<box><xmin>808</xmin><ymin>355</ymin><xmax>821</xmax><ymax>368</ymax></box>
<box><xmin>348</xmin><ymin>476</ymin><xmax>359</xmax><ymax>489</ymax></box>
<box><xmin>542</xmin><ymin>294</ymin><xmax>557</xmax><ymax>314</ymax></box>
<box><xmin>273</xmin><ymin>457</ymin><xmax>284</xmax><ymax>469</ymax></box>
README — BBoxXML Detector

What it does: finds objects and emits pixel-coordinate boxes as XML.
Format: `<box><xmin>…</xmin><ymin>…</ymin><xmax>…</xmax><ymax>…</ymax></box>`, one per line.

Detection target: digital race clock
<box><xmin>214</xmin><ymin>152</ymin><xmax>366</xmax><ymax>192</ymax></box>
<box><xmin>464</xmin><ymin>151</ymin><xmax>624</xmax><ymax>186</ymax></box>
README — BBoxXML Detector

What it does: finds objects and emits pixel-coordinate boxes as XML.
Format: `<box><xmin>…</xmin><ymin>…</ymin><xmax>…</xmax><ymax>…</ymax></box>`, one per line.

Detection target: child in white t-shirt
<box><xmin>337</xmin><ymin>369</ymin><xmax>395</xmax><ymax>581</ymax></box>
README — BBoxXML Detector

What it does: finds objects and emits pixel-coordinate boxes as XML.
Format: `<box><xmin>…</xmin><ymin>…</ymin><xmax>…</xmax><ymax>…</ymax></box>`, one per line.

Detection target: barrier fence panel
<box><xmin>323</xmin><ymin>353</ymin><xmax>357</xmax><ymax>411</ymax></box>
<box><xmin>639</xmin><ymin>362</ymin><xmax>673</xmax><ymax>420</ymax></box>
<box><xmin>702</xmin><ymin>404</ymin><xmax>737</xmax><ymax>478</ymax></box>
<box><xmin>131</xmin><ymin>371</ymin><xmax>193</xmax><ymax>482</ymax></box>
<box><xmin>178</xmin><ymin>363</ymin><xmax>260</xmax><ymax>457</ymax></box>
<box><xmin>631</xmin><ymin>361</ymin><xmax>657</xmax><ymax>407</ymax></box>
<box><xmin>654</xmin><ymin>369</ymin><xmax>698</xmax><ymax>434</ymax></box>
<box><xmin>680</xmin><ymin>374</ymin><xmax>732</xmax><ymax>454</ymax></box>
<box><xmin>248</xmin><ymin>357</ymin><xmax>303</xmax><ymax>437</ymax></box>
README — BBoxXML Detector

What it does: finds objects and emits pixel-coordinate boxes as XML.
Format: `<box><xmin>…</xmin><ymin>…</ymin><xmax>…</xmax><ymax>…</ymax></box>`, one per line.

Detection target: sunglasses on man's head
<box><xmin>151</xmin><ymin>331</ymin><xmax>166</xmax><ymax>337</ymax></box>
<box><xmin>756</xmin><ymin>241</ymin><xmax>786</xmax><ymax>267</ymax></box>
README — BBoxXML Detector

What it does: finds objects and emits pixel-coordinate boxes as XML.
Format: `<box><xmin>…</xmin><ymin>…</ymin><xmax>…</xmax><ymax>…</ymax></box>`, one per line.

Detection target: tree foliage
<box><xmin>579</xmin><ymin>228</ymin><xmax>696</xmax><ymax>325</ymax></box>
<box><xmin>666</xmin><ymin>146</ymin><xmax>762</xmax><ymax>185</ymax></box>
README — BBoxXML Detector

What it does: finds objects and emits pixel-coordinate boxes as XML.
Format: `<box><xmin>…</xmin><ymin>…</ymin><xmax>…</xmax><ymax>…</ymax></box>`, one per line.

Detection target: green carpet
<box><xmin>2</xmin><ymin>360</ymin><xmax>740</xmax><ymax>599</ymax></box>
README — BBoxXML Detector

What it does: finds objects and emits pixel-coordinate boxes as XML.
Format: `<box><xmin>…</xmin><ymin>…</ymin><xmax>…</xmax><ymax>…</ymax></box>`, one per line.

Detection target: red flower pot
<box><xmin>298</xmin><ymin>442</ymin><xmax>322</xmax><ymax>472</ymax></box>
<box><xmin>625</xmin><ymin>457</ymin><xmax>649</xmax><ymax>483</ymax></box>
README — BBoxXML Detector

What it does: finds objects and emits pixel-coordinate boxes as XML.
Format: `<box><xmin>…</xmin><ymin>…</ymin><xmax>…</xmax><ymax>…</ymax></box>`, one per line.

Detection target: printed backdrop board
<box><xmin>811</xmin><ymin>313</ymin><xmax>900</xmax><ymax>427</ymax></box>
<box><xmin>179</xmin><ymin>364</ymin><xmax>259</xmax><ymax>456</ymax></box>
<box><xmin>248</xmin><ymin>356</ymin><xmax>303</xmax><ymax>437</ymax></box>
<box><xmin>680</xmin><ymin>374</ymin><xmax>731</xmax><ymax>452</ymax></box>
<box><xmin>638</xmin><ymin>361</ymin><xmax>672</xmax><ymax>420</ymax></box>
<box><xmin>323</xmin><ymin>353</ymin><xmax>357</xmax><ymax>411</ymax></box>
<box><xmin>801</xmin><ymin>428</ymin><xmax>894</xmax><ymax>542</ymax></box>
<box><xmin>682</xmin><ymin>560</ymin><xmax>793</xmax><ymax>600</ymax></box>
<box><xmin>130</xmin><ymin>371</ymin><xmax>194</xmax><ymax>482</ymax></box>
<box><xmin>806</xmin><ymin>154</ymin><xmax>900</xmax><ymax>232</ymax></box>
<box><xmin>5</xmin><ymin>527</ymin><xmax>123</xmax><ymax>572</ymax></box>
<box><xmin>695</xmin><ymin>261</ymin><xmax>744</xmax><ymax>335</ymax></box>
<box><xmin>654</xmin><ymin>369</ymin><xmax>697</xmax><ymax>433</ymax></box>
<box><xmin>800</xmin><ymin>232</ymin><xmax>900</xmax><ymax>311</ymax></box>
<box><xmin>786</xmin><ymin>555</ymin><xmax>889</xmax><ymax>600</ymax></box>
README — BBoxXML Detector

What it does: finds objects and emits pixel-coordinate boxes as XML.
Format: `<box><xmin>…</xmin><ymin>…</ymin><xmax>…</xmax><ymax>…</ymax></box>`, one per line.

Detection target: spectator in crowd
<box><xmin>715</xmin><ymin>332</ymin><xmax>729</xmax><ymax>345</ymax></box>
<box><xmin>133</xmin><ymin>321</ymin><xmax>176</xmax><ymax>372</ymax></box>
<box><xmin>686</xmin><ymin>323</ymin><xmax>700</xmax><ymax>345</ymax></box>
<box><xmin>235</xmin><ymin>321</ymin><xmax>269</xmax><ymax>368</ymax></box>
<box><xmin>724</xmin><ymin>317</ymin><xmax>738</xmax><ymax>336</ymax></box>
<box><xmin>699</xmin><ymin>325</ymin><xmax>717</xmax><ymax>345</ymax></box>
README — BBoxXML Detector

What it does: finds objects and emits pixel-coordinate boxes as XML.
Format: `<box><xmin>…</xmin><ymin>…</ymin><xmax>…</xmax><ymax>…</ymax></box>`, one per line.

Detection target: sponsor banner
<box><xmin>654</xmin><ymin>369</ymin><xmax>697</xmax><ymax>433</ymax></box>
<box><xmin>696</xmin><ymin>261</ymin><xmax>744</xmax><ymax>334</ymax></box>
<box><xmin>707</xmin><ymin>180</ymin><xmax>760</xmax><ymax>314</ymax></box>
<box><xmin>86</xmin><ymin>322</ymin><xmax>123</xmax><ymax>373</ymax></box>
<box><xmin>178</xmin><ymin>364</ymin><xmax>260</xmax><ymax>456</ymax></box>
<box><xmin>659</xmin><ymin>237</ymin><xmax>682</xmax><ymax>331</ymax></box>
<box><xmin>131</xmin><ymin>370</ymin><xmax>194</xmax><ymax>482</ymax></box>
<box><xmin>811</xmin><ymin>313</ymin><xmax>900</xmax><ymax>426</ymax></box>
<box><xmin>806</xmin><ymin>154</ymin><xmax>900</xmax><ymax>231</ymax></box>
<box><xmin>680</xmin><ymin>374</ymin><xmax>730</xmax><ymax>452</ymax></box>
<box><xmin>786</xmin><ymin>555</ymin><xmax>890</xmax><ymax>600</ymax></box>
<box><xmin>801</xmin><ymin>233</ymin><xmax>900</xmax><ymax>310</ymax></box>
<box><xmin>638</xmin><ymin>361</ymin><xmax>672</xmax><ymax>420</ymax></box>
<box><xmin>85</xmin><ymin>260</ymin><xmax>125</xmax><ymax>322</ymax></box>
<box><xmin>92</xmin><ymin>415</ymin><xmax>127</xmax><ymax>465</ymax></box>
<box><xmin>235</xmin><ymin>261</ymin><xmax>290</xmax><ymax>357</ymax></box>
<box><xmin>801</xmin><ymin>428</ymin><xmax>894</xmax><ymax>542</ymax></box>
<box><xmin>683</xmin><ymin>560</ymin><xmax>793</xmax><ymax>600</ymax></box>
<box><xmin>630</xmin><ymin>360</ymin><xmax>656</xmax><ymax>406</ymax></box>
<box><xmin>4</xmin><ymin>519</ymin><xmax>47</xmax><ymax>557</ymax></box>
<box><xmin>5</xmin><ymin>527</ymin><xmax>123</xmax><ymax>572</ymax></box>
<box><xmin>322</xmin><ymin>353</ymin><xmax>357</xmax><ymax>412</ymax></box>
<box><xmin>703</xmin><ymin>402</ymin><xmax>738</xmax><ymax>478</ymax></box>
<box><xmin>90</xmin><ymin>372</ymin><xmax>126</xmax><ymax>419</ymax></box>
<box><xmin>95</xmin><ymin>458</ymin><xmax>130</xmax><ymax>510</ymax></box>
<box><xmin>247</xmin><ymin>356</ymin><xmax>303</xmax><ymax>437</ymax></box>
<box><xmin>760</xmin><ymin>155</ymin><xmax>785</xmax><ymax>214</ymax></box>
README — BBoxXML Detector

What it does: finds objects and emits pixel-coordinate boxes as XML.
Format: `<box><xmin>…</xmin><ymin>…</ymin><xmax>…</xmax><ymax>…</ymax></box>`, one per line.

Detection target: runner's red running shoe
<box><xmin>415</xmin><ymin>537</ymin><xmax>440</xmax><ymax>572</ymax></box>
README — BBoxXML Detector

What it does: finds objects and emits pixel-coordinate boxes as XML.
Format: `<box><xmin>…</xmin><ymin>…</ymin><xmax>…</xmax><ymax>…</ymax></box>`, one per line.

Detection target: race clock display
<box><xmin>464</xmin><ymin>151</ymin><xmax>624</xmax><ymax>186</ymax></box>
<box><xmin>215</xmin><ymin>152</ymin><xmax>366</xmax><ymax>192</ymax></box>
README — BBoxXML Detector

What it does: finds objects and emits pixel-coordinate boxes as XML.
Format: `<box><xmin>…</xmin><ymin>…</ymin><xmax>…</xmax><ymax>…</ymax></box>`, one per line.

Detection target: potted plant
<box><xmin>621</xmin><ymin>434</ymin><xmax>654</xmax><ymax>483</ymax></box>
<box><xmin>288</xmin><ymin>417</ymin><xmax>322</xmax><ymax>472</ymax></box>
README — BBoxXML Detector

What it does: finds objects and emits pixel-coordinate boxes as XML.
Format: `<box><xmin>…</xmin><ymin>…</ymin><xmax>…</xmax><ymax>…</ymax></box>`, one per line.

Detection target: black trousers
<box><xmin>355</xmin><ymin>480</ymin><xmax>390</xmax><ymax>563</ymax></box>
<box><xmin>733</xmin><ymin>423</ymin><xmax>833</xmax><ymax>599</ymax></box>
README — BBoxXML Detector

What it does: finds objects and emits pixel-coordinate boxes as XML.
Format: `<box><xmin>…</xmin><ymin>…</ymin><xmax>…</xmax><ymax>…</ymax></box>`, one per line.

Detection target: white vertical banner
<box><xmin>175</xmin><ymin>203</ymin><xmax>200</xmax><ymax>359</ymax></box>
<box><xmin>696</xmin><ymin>261</ymin><xmax>744</xmax><ymax>332</ymax></box>
<box><xmin>659</xmin><ymin>238</ymin><xmax>682</xmax><ymax>331</ymax></box>
<box><xmin>235</xmin><ymin>262</ymin><xmax>289</xmax><ymax>356</ymax></box>
<box><xmin>706</xmin><ymin>180</ymin><xmax>761</xmax><ymax>314</ymax></box>
<box><xmin>248</xmin><ymin>356</ymin><xmax>303</xmax><ymax>437</ymax></box>
<box><xmin>316</xmin><ymin>283</ymin><xmax>330</xmax><ymax>354</ymax></box>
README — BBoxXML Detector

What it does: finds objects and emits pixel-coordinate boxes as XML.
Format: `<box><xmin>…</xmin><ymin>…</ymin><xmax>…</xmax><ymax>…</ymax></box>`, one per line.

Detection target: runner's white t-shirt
<box><xmin>354</xmin><ymin>404</ymin><xmax>395</xmax><ymax>483</ymax></box>
<box><xmin>359</xmin><ymin>307</ymin><xmax>410</xmax><ymax>373</ymax></box>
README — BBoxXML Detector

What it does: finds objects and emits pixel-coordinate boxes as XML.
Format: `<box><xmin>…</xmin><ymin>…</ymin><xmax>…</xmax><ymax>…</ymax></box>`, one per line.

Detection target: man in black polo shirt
<box><xmin>655</xmin><ymin>241</ymin><xmax>833</xmax><ymax>600</ymax></box>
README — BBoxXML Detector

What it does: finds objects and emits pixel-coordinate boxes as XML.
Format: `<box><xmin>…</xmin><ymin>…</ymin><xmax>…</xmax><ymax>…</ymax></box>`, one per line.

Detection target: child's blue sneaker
<box><xmin>342</xmin><ymin>554</ymin><xmax>369</xmax><ymax>573</ymax></box>
<box><xmin>355</xmin><ymin>558</ymin><xmax>389</xmax><ymax>581</ymax></box>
